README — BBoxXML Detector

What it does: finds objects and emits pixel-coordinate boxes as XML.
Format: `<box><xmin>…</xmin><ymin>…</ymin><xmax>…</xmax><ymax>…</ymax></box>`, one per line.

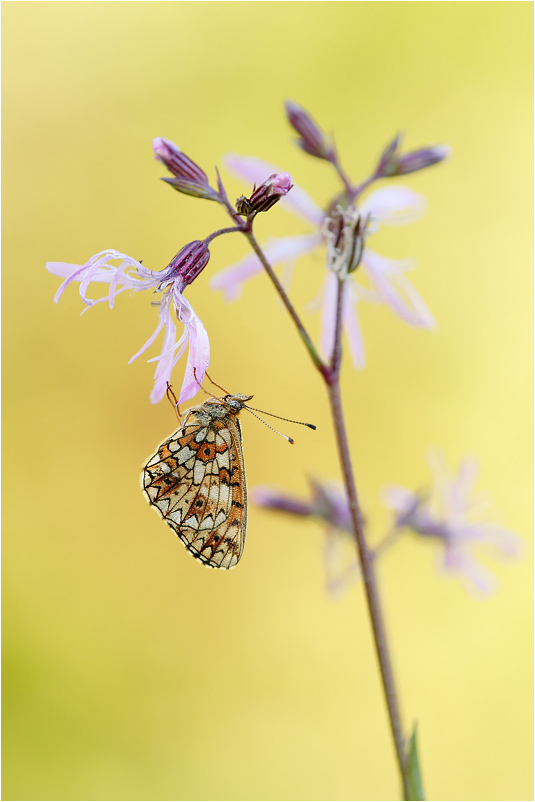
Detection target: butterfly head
<box><xmin>222</xmin><ymin>393</ymin><xmax>254</xmax><ymax>413</ymax></box>
<box><xmin>201</xmin><ymin>392</ymin><xmax>253</xmax><ymax>418</ymax></box>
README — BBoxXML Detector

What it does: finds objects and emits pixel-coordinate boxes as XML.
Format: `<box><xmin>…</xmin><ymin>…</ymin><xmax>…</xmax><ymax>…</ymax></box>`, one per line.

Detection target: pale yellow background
<box><xmin>3</xmin><ymin>3</ymin><xmax>533</xmax><ymax>801</ymax></box>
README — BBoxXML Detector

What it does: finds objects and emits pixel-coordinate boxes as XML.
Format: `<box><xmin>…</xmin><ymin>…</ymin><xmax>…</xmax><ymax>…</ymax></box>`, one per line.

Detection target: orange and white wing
<box><xmin>142</xmin><ymin>417</ymin><xmax>247</xmax><ymax>569</ymax></box>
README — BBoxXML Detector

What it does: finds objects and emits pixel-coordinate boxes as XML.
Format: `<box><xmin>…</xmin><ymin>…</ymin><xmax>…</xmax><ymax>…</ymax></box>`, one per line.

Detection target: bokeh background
<box><xmin>3</xmin><ymin>3</ymin><xmax>533</xmax><ymax>800</ymax></box>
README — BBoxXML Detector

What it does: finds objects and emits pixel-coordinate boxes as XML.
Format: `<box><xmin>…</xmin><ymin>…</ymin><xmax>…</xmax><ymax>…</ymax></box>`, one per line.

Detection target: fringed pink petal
<box><xmin>362</xmin><ymin>249</ymin><xmax>436</xmax><ymax>328</ymax></box>
<box><xmin>319</xmin><ymin>272</ymin><xmax>338</xmax><ymax>362</ymax></box>
<box><xmin>360</xmin><ymin>186</ymin><xmax>427</xmax><ymax>226</ymax></box>
<box><xmin>210</xmin><ymin>233</ymin><xmax>322</xmax><ymax>302</ymax></box>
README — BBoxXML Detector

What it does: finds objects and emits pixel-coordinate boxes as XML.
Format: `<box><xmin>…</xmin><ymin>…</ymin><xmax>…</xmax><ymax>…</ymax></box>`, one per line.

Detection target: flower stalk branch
<box><xmin>244</xmin><ymin>230</ymin><xmax>329</xmax><ymax>379</ymax></box>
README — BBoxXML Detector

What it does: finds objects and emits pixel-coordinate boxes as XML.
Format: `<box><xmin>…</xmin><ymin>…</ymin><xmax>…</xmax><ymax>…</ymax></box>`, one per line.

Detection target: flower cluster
<box><xmin>382</xmin><ymin>451</ymin><xmax>521</xmax><ymax>594</ymax></box>
<box><xmin>210</xmin><ymin>153</ymin><xmax>436</xmax><ymax>368</ymax></box>
<box><xmin>253</xmin><ymin>479</ymin><xmax>359</xmax><ymax>596</ymax></box>
<box><xmin>255</xmin><ymin>452</ymin><xmax>520</xmax><ymax>596</ymax></box>
<box><xmin>46</xmin><ymin>101</ymin><xmax>520</xmax><ymax>599</ymax></box>
<box><xmin>47</xmin><ymin>102</ymin><xmax>447</xmax><ymax>400</ymax></box>
<box><xmin>47</xmin><ymin>148</ymin><xmax>293</xmax><ymax>404</ymax></box>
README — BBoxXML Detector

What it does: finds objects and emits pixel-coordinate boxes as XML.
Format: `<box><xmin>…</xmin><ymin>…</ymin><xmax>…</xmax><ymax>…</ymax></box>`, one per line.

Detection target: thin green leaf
<box><xmin>405</xmin><ymin>723</ymin><xmax>425</xmax><ymax>801</ymax></box>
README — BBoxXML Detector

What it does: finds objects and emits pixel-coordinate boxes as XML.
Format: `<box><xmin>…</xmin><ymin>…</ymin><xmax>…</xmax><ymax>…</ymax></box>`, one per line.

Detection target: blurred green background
<box><xmin>3</xmin><ymin>3</ymin><xmax>532</xmax><ymax>800</ymax></box>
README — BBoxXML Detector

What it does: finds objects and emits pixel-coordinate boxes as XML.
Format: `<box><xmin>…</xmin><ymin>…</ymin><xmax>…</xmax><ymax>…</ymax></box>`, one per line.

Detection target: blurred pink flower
<box><xmin>253</xmin><ymin>478</ymin><xmax>360</xmax><ymax>597</ymax></box>
<box><xmin>46</xmin><ymin>248</ymin><xmax>210</xmax><ymax>405</ymax></box>
<box><xmin>211</xmin><ymin>154</ymin><xmax>435</xmax><ymax>368</ymax></box>
<box><xmin>382</xmin><ymin>450</ymin><xmax>522</xmax><ymax>594</ymax></box>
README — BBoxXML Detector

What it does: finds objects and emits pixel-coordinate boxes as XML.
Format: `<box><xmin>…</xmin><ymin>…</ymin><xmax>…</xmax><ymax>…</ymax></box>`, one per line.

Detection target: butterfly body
<box><xmin>142</xmin><ymin>394</ymin><xmax>252</xmax><ymax>569</ymax></box>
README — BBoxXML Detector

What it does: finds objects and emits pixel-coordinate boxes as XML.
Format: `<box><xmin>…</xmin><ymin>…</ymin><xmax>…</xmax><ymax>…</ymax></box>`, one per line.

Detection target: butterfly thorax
<box><xmin>189</xmin><ymin>393</ymin><xmax>253</xmax><ymax>425</ymax></box>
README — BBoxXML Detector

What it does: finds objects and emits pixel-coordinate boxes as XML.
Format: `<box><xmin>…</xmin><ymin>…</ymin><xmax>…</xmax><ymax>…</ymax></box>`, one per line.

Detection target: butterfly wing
<box><xmin>142</xmin><ymin>415</ymin><xmax>247</xmax><ymax>569</ymax></box>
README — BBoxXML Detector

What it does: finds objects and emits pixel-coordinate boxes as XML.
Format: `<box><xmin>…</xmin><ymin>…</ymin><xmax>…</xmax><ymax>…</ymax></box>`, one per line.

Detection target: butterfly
<box><xmin>142</xmin><ymin>392</ymin><xmax>252</xmax><ymax>569</ymax></box>
<box><xmin>142</xmin><ymin>376</ymin><xmax>316</xmax><ymax>569</ymax></box>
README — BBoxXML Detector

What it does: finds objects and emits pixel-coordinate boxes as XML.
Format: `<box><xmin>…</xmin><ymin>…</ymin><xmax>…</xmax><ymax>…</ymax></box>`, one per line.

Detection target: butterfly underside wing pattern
<box><xmin>142</xmin><ymin>395</ymin><xmax>250</xmax><ymax>569</ymax></box>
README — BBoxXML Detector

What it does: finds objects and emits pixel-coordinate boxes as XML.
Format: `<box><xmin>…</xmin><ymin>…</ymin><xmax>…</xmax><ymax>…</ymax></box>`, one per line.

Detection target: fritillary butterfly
<box><xmin>142</xmin><ymin>393</ymin><xmax>252</xmax><ymax>569</ymax></box>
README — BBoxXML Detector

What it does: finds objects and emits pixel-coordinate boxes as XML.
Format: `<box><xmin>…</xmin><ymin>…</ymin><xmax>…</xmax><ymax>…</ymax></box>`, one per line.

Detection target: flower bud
<box><xmin>254</xmin><ymin>478</ymin><xmax>355</xmax><ymax>534</ymax></box>
<box><xmin>285</xmin><ymin>100</ymin><xmax>334</xmax><ymax>160</ymax></box>
<box><xmin>395</xmin><ymin>145</ymin><xmax>452</xmax><ymax>175</ymax></box>
<box><xmin>253</xmin><ymin>487</ymin><xmax>314</xmax><ymax>518</ymax></box>
<box><xmin>236</xmin><ymin>172</ymin><xmax>293</xmax><ymax>215</ymax></box>
<box><xmin>163</xmin><ymin>240</ymin><xmax>210</xmax><ymax>289</ymax></box>
<box><xmin>153</xmin><ymin>137</ymin><xmax>207</xmax><ymax>182</ymax></box>
<box><xmin>374</xmin><ymin>133</ymin><xmax>403</xmax><ymax>177</ymax></box>
<box><xmin>374</xmin><ymin>134</ymin><xmax>451</xmax><ymax>178</ymax></box>
<box><xmin>153</xmin><ymin>137</ymin><xmax>221</xmax><ymax>202</ymax></box>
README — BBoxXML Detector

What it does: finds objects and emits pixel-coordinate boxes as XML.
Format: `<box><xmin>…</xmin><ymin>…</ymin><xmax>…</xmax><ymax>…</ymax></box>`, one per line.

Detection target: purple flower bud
<box><xmin>395</xmin><ymin>145</ymin><xmax>452</xmax><ymax>175</ymax></box>
<box><xmin>164</xmin><ymin>240</ymin><xmax>210</xmax><ymax>288</ymax></box>
<box><xmin>253</xmin><ymin>487</ymin><xmax>315</xmax><ymax>517</ymax></box>
<box><xmin>374</xmin><ymin>135</ymin><xmax>451</xmax><ymax>178</ymax></box>
<box><xmin>254</xmin><ymin>478</ymin><xmax>355</xmax><ymax>534</ymax></box>
<box><xmin>374</xmin><ymin>133</ymin><xmax>403</xmax><ymax>177</ymax></box>
<box><xmin>285</xmin><ymin>100</ymin><xmax>334</xmax><ymax>161</ymax></box>
<box><xmin>153</xmin><ymin>137</ymin><xmax>208</xmax><ymax>183</ymax></box>
<box><xmin>237</xmin><ymin>172</ymin><xmax>293</xmax><ymax>215</ymax></box>
<box><xmin>153</xmin><ymin>137</ymin><xmax>223</xmax><ymax>203</ymax></box>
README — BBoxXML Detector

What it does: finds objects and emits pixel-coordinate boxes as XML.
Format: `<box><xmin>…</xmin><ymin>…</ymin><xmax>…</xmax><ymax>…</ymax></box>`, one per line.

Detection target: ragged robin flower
<box><xmin>253</xmin><ymin>478</ymin><xmax>360</xmax><ymax>597</ymax></box>
<box><xmin>211</xmin><ymin>153</ymin><xmax>436</xmax><ymax>368</ymax></box>
<box><xmin>46</xmin><ymin>242</ymin><xmax>211</xmax><ymax>405</ymax></box>
<box><xmin>382</xmin><ymin>450</ymin><xmax>522</xmax><ymax>594</ymax></box>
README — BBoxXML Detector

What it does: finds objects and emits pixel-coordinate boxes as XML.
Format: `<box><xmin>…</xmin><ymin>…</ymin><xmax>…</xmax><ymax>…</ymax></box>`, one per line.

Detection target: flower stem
<box><xmin>244</xmin><ymin>231</ymin><xmax>330</xmax><ymax>379</ymax></box>
<box><xmin>243</xmin><ymin>234</ymin><xmax>412</xmax><ymax>798</ymax></box>
<box><xmin>325</xmin><ymin>275</ymin><xmax>411</xmax><ymax>798</ymax></box>
<box><xmin>327</xmin><ymin>377</ymin><xmax>410</xmax><ymax>799</ymax></box>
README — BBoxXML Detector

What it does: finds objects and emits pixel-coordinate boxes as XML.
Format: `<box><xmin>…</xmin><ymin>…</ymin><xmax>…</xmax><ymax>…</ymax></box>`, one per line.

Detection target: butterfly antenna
<box><xmin>205</xmin><ymin>371</ymin><xmax>231</xmax><ymax>395</ymax></box>
<box><xmin>244</xmin><ymin>407</ymin><xmax>296</xmax><ymax>444</ymax></box>
<box><xmin>166</xmin><ymin>383</ymin><xmax>182</xmax><ymax>422</ymax></box>
<box><xmin>245</xmin><ymin>404</ymin><xmax>316</xmax><ymax>431</ymax></box>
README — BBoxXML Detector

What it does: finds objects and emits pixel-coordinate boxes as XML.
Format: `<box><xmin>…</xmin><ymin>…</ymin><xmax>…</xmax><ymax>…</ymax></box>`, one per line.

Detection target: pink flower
<box><xmin>253</xmin><ymin>478</ymin><xmax>360</xmax><ymax>597</ymax></box>
<box><xmin>210</xmin><ymin>154</ymin><xmax>436</xmax><ymax>368</ymax></box>
<box><xmin>382</xmin><ymin>450</ymin><xmax>522</xmax><ymax>594</ymax></box>
<box><xmin>46</xmin><ymin>247</ymin><xmax>210</xmax><ymax>405</ymax></box>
